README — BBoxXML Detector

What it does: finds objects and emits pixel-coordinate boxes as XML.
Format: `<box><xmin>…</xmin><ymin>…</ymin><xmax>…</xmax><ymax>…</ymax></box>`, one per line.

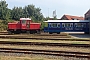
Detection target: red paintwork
<box><xmin>8</xmin><ymin>22</ymin><xmax>20</xmax><ymax>30</ymax></box>
<box><xmin>8</xmin><ymin>18</ymin><xmax>41</xmax><ymax>31</ymax></box>
<box><xmin>30</xmin><ymin>23</ymin><xmax>41</xmax><ymax>30</ymax></box>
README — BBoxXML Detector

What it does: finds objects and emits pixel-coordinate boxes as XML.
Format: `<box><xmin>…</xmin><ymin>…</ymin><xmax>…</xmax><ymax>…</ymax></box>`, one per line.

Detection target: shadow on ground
<box><xmin>64</xmin><ymin>32</ymin><xmax>90</xmax><ymax>38</ymax></box>
<box><xmin>70</xmin><ymin>34</ymin><xmax>90</xmax><ymax>38</ymax></box>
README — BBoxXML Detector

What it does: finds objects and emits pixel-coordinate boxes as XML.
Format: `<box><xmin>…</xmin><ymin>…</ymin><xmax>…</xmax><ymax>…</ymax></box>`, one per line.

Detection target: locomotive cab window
<box><xmin>22</xmin><ymin>20</ymin><xmax>26</xmax><ymax>24</ymax></box>
<box><xmin>27</xmin><ymin>21</ymin><xmax>30</xmax><ymax>24</ymax></box>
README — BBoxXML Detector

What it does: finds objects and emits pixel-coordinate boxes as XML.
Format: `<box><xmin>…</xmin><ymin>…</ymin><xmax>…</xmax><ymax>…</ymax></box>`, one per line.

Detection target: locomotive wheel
<box><xmin>14</xmin><ymin>32</ymin><xmax>19</xmax><ymax>34</ymax></box>
<box><xmin>37</xmin><ymin>30</ymin><xmax>41</xmax><ymax>34</ymax></box>
<box><xmin>8</xmin><ymin>31</ymin><xmax>12</xmax><ymax>34</ymax></box>
<box><xmin>14</xmin><ymin>31</ymin><xmax>20</xmax><ymax>34</ymax></box>
<box><xmin>27</xmin><ymin>31</ymin><xmax>30</xmax><ymax>34</ymax></box>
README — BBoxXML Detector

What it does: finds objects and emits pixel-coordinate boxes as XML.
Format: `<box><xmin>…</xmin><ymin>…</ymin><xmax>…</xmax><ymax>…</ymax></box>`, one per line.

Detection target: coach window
<box><xmin>22</xmin><ymin>20</ymin><xmax>26</xmax><ymax>24</ymax></box>
<box><xmin>70</xmin><ymin>23</ymin><xmax>73</xmax><ymax>27</ymax></box>
<box><xmin>62</xmin><ymin>23</ymin><xmax>65</xmax><ymax>28</ymax></box>
<box><xmin>65</xmin><ymin>23</ymin><xmax>69</xmax><ymax>27</ymax></box>
<box><xmin>82</xmin><ymin>23</ymin><xmax>86</xmax><ymax>28</ymax></box>
<box><xmin>75</xmin><ymin>23</ymin><xmax>82</xmax><ymax>27</ymax></box>
<box><xmin>50</xmin><ymin>23</ymin><xmax>57</xmax><ymax>28</ymax></box>
<box><xmin>75</xmin><ymin>23</ymin><xmax>79</xmax><ymax>27</ymax></box>
<box><xmin>57</xmin><ymin>23</ymin><xmax>60</xmax><ymax>28</ymax></box>
<box><xmin>52</xmin><ymin>23</ymin><xmax>57</xmax><ymax>27</ymax></box>
<box><xmin>66</xmin><ymin>23</ymin><xmax>73</xmax><ymax>27</ymax></box>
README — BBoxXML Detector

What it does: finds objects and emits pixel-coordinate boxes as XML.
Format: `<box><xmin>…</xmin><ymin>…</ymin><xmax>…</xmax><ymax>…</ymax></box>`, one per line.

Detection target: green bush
<box><xmin>0</xmin><ymin>20</ymin><xmax>14</xmax><ymax>31</ymax></box>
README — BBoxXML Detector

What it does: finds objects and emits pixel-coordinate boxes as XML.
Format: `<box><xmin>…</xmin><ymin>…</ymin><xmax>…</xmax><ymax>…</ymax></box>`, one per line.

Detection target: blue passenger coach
<box><xmin>44</xmin><ymin>20</ymin><xmax>89</xmax><ymax>34</ymax></box>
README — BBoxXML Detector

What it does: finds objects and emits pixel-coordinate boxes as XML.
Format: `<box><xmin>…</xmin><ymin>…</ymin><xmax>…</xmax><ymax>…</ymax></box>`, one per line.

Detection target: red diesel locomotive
<box><xmin>8</xmin><ymin>18</ymin><xmax>41</xmax><ymax>34</ymax></box>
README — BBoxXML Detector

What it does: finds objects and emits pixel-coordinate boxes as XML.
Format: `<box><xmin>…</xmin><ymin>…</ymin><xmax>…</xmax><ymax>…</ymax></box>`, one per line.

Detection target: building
<box><xmin>85</xmin><ymin>9</ymin><xmax>90</xmax><ymax>34</ymax></box>
<box><xmin>85</xmin><ymin>9</ymin><xmax>90</xmax><ymax>20</ymax></box>
<box><xmin>61</xmin><ymin>15</ymin><xmax>84</xmax><ymax>20</ymax></box>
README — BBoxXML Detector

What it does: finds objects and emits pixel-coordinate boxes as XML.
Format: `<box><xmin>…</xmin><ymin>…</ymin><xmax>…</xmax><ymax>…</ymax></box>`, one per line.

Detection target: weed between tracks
<box><xmin>0</xmin><ymin>39</ymin><xmax>90</xmax><ymax>44</ymax></box>
<box><xmin>0</xmin><ymin>32</ymin><xmax>89</xmax><ymax>60</ymax></box>
<box><xmin>0</xmin><ymin>56</ymin><xmax>45</xmax><ymax>60</ymax></box>
<box><xmin>0</xmin><ymin>53</ymin><xmax>89</xmax><ymax>60</ymax></box>
<box><xmin>0</xmin><ymin>44</ymin><xmax>90</xmax><ymax>52</ymax></box>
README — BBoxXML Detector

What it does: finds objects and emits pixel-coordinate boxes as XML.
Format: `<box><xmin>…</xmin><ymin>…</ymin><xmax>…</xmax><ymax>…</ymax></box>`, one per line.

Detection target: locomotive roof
<box><xmin>20</xmin><ymin>18</ymin><xmax>31</xmax><ymax>20</ymax></box>
<box><xmin>44</xmin><ymin>20</ymin><xmax>90</xmax><ymax>22</ymax></box>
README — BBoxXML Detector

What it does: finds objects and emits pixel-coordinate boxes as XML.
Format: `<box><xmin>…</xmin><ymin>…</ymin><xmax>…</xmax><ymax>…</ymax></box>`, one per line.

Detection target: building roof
<box><xmin>61</xmin><ymin>15</ymin><xmax>84</xmax><ymax>20</ymax></box>
<box><xmin>85</xmin><ymin>9</ymin><xmax>90</xmax><ymax>15</ymax></box>
<box><xmin>44</xmin><ymin>20</ymin><xmax>89</xmax><ymax>22</ymax></box>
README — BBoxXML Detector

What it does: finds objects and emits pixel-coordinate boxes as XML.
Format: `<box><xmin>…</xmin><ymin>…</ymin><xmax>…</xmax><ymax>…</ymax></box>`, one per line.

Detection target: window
<box><xmin>82</xmin><ymin>23</ymin><xmax>86</xmax><ymax>27</ymax></box>
<box><xmin>49</xmin><ymin>23</ymin><xmax>60</xmax><ymax>28</ymax></box>
<box><xmin>27</xmin><ymin>21</ymin><xmax>30</xmax><ymax>24</ymax></box>
<box><xmin>22</xmin><ymin>20</ymin><xmax>26</xmax><ymax>24</ymax></box>
<box><xmin>62</xmin><ymin>23</ymin><xmax>65</xmax><ymax>27</ymax></box>
<box><xmin>52</xmin><ymin>23</ymin><xmax>57</xmax><ymax>27</ymax></box>
<box><xmin>62</xmin><ymin>23</ymin><xmax>73</xmax><ymax>27</ymax></box>
<box><xmin>74</xmin><ymin>23</ymin><xmax>86</xmax><ymax>28</ymax></box>
<box><xmin>57</xmin><ymin>23</ymin><xmax>60</xmax><ymax>28</ymax></box>
<box><xmin>62</xmin><ymin>23</ymin><xmax>73</xmax><ymax>30</ymax></box>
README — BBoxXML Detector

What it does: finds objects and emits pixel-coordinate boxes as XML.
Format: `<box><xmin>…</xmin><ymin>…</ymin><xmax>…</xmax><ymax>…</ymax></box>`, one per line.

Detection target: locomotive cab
<box><xmin>20</xmin><ymin>18</ymin><xmax>31</xmax><ymax>32</ymax></box>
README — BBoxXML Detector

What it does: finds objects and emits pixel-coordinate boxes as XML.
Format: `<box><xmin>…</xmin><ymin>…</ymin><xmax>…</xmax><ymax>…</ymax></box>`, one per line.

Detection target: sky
<box><xmin>5</xmin><ymin>0</ymin><xmax>90</xmax><ymax>18</ymax></box>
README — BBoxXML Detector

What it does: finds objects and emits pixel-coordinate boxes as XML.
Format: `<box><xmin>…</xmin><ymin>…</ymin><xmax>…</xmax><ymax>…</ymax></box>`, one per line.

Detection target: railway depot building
<box><xmin>85</xmin><ymin>9</ymin><xmax>90</xmax><ymax>34</ymax></box>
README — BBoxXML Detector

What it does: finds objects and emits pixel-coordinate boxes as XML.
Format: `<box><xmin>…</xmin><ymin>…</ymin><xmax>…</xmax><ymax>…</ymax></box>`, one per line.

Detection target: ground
<box><xmin>64</xmin><ymin>32</ymin><xmax>90</xmax><ymax>39</ymax></box>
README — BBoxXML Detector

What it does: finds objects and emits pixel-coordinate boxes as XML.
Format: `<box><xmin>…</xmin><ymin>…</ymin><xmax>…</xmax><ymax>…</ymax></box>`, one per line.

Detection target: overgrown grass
<box><xmin>0</xmin><ymin>56</ymin><xmax>47</xmax><ymax>60</ymax></box>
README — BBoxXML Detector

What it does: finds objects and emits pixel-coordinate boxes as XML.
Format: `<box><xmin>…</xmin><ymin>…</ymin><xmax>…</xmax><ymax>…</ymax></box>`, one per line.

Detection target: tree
<box><xmin>0</xmin><ymin>1</ymin><xmax>44</xmax><ymax>22</ymax></box>
<box><xmin>11</xmin><ymin>7</ymin><xmax>24</xmax><ymax>20</ymax></box>
<box><xmin>23</xmin><ymin>5</ymin><xmax>44</xmax><ymax>22</ymax></box>
<box><xmin>11</xmin><ymin>5</ymin><xmax>44</xmax><ymax>21</ymax></box>
<box><xmin>0</xmin><ymin>0</ymin><xmax>11</xmax><ymax>20</ymax></box>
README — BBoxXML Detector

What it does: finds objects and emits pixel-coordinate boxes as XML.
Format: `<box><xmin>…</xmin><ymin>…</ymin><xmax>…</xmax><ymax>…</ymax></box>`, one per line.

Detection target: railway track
<box><xmin>0</xmin><ymin>32</ymin><xmax>90</xmax><ymax>41</ymax></box>
<box><xmin>0</xmin><ymin>48</ymin><xmax>90</xmax><ymax>58</ymax></box>
<box><xmin>0</xmin><ymin>35</ymin><xmax>89</xmax><ymax>41</ymax></box>
<box><xmin>0</xmin><ymin>41</ymin><xmax>90</xmax><ymax>48</ymax></box>
<box><xmin>0</xmin><ymin>32</ymin><xmax>68</xmax><ymax>35</ymax></box>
